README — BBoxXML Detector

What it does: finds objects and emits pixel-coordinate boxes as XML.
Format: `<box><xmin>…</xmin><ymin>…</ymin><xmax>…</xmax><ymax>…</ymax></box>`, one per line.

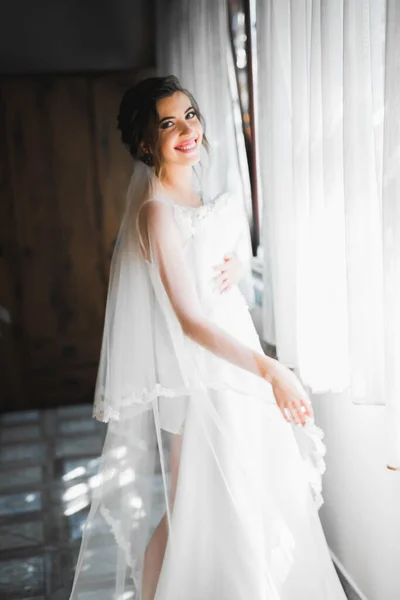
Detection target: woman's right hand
<box><xmin>268</xmin><ymin>359</ymin><xmax>314</xmax><ymax>426</ymax></box>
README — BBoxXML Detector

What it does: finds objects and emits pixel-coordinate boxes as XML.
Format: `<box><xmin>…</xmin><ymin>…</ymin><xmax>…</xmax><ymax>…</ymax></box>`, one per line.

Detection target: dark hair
<box><xmin>117</xmin><ymin>75</ymin><xmax>210</xmax><ymax>176</ymax></box>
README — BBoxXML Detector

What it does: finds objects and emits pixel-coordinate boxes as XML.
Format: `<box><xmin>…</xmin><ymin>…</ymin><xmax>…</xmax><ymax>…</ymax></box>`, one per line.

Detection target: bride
<box><xmin>69</xmin><ymin>75</ymin><xmax>347</xmax><ymax>599</ymax></box>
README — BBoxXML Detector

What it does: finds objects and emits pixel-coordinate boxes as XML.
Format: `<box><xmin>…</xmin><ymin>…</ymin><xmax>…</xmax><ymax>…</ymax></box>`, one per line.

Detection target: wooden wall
<box><xmin>0</xmin><ymin>72</ymin><xmax>141</xmax><ymax>412</ymax></box>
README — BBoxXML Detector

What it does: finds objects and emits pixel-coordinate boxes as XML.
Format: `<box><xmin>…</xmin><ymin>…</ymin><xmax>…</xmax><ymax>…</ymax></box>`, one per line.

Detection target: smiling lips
<box><xmin>175</xmin><ymin>137</ymin><xmax>198</xmax><ymax>152</ymax></box>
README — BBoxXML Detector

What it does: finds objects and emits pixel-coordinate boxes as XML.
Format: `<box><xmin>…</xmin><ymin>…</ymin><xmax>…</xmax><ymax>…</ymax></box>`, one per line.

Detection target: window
<box><xmin>227</xmin><ymin>0</ymin><xmax>261</xmax><ymax>255</ymax></box>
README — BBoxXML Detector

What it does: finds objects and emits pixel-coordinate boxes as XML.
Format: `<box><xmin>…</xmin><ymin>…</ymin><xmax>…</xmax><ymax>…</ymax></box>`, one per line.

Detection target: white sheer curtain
<box><xmin>382</xmin><ymin>0</ymin><xmax>400</xmax><ymax>468</ymax></box>
<box><xmin>155</xmin><ymin>0</ymin><xmax>251</xmax><ymax>209</ymax></box>
<box><xmin>257</xmin><ymin>0</ymin><xmax>400</xmax><ymax>467</ymax></box>
<box><xmin>155</xmin><ymin>0</ymin><xmax>255</xmax><ymax>306</ymax></box>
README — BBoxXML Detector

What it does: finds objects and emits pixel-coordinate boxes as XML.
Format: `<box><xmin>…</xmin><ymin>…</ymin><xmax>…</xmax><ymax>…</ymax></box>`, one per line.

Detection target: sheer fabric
<box><xmin>257</xmin><ymin>0</ymin><xmax>400</xmax><ymax>466</ymax></box>
<box><xmin>382</xmin><ymin>0</ymin><xmax>400</xmax><ymax>468</ymax></box>
<box><xmin>69</xmin><ymin>160</ymin><xmax>345</xmax><ymax>599</ymax></box>
<box><xmin>155</xmin><ymin>0</ymin><xmax>255</xmax><ymax>307</ymax></box>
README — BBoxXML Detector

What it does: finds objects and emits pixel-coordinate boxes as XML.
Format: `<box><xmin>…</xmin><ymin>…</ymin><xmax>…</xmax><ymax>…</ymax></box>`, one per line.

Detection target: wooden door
<box><xmin>0</xmin><ymin>73</ymin><xmax>135</xmax><ymax>412</ymax></box>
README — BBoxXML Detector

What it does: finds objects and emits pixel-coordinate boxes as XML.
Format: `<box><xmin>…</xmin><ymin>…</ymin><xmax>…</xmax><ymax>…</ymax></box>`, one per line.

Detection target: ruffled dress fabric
<box><xmin>69</xmin><ymin>162</ymin><xmax>347</xmax><ymax>599</ymax></box>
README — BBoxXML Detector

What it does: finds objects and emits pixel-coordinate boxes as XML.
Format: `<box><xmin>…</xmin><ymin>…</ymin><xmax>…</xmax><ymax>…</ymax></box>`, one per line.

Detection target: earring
<box><xmin>142</xmin><ymin>153</ymin><xmax>153</xmax><ymax>167</ymax></box>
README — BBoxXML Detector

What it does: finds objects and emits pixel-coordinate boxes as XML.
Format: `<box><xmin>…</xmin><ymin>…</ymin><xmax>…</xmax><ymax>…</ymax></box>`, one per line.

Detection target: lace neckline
<box><xmin>171</xmin><ymin>192</ymin><xmax>229</xmax><ymax>212</ymax></box>
<box><xmin>156</xmin><ymin>179</ymin><xmax>204</xmax><ymax>210</ymax></box>
<box><xmin>173</xmin><ymin>198</ymin><xmax>204</xmax><ymax>211</ymax></box>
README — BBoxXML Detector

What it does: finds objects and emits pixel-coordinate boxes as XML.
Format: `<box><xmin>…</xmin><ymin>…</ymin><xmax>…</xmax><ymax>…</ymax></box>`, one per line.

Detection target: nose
<box><xmin>178</xmin><ymin>120</ymin><xmax>193</xmax><ymax>136</ymax></box>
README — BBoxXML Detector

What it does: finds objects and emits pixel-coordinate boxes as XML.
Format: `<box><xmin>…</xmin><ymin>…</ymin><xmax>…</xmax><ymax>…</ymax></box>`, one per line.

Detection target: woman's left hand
<box><xmin>212</xmin><ymin>253</ymin><xmax>245</xmax><ymax>294</ymax></box>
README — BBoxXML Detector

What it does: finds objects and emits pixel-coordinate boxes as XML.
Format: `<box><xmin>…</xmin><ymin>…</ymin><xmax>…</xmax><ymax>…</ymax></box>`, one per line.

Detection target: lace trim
<box><xmin>99</xmin><ymin>504</ymin><xmax>141</xmax><ymax>588</ymax></box>
<box><xmin>299</xmin><ymin>422</ymin><xmax>327</xmax><ymax>510</ymax></box>
<box><xmin>93</xmin><ymin>382</ymin><xmax>327</xmax><ymax>510</ymax></box>
<box><xmin>92</xmin><ymin>380</ymin><xmax>269</xmax><ymax>422</ymax></box>
<box><xmin>172</xmin><ymin>193</ymin><xmax>231</xmax><ymax>241</ymax></box>
<box><xmin>172</xmin><ymin>191</ymin><xmax>230</xmax><ymax>215</ymax></box>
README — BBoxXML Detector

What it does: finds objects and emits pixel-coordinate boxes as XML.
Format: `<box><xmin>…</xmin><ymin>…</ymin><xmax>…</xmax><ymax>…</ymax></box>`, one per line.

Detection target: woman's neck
<box><xmin>158</xmin><ymin>164</ymin><xmax>197</xmax><ymax>205</ymax></box>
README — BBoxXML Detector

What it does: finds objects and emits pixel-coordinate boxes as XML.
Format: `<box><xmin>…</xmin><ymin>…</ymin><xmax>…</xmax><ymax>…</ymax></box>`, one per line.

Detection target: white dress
<box><xmin>152</xmin><ymin>194</ymin><xmax>347</xmax><ymax>600</ymax></box>
<box><xmin>69</xmin><ymin>172</ymin><xmax>348</xmax><ymax>600</ymax></box>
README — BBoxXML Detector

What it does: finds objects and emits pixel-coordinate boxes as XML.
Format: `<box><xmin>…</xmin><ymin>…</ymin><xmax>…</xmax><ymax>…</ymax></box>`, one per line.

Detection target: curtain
<box><xmin>382</xmin><ymin>0</ymin><xmax>400</xmax><ymax>467</ymax></box>
<box><xmin>257</xmin><ymin>0</ymin><xmax>400</xmax><ymax>467</ymax></box>
<box><xmin>156</xmin><ymin>0</ymin><xmax>250</xmax><ymax>207</ymax></box>
<box><xmin>155</xmin><ymin>0</ymin><xmax>255</xmax><ymax>307</ymax></box>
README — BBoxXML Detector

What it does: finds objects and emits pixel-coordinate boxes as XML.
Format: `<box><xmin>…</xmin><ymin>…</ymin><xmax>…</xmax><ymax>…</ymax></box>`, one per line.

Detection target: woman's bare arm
<box><xmin>140</xmin><ymin>200</ymin><xmax>271</xmax><ymax>379</ymax></box>
<box><xmin>140</xmin><ymin>199</ymin><xmax>313</xmax><ymax>425</ymax></box>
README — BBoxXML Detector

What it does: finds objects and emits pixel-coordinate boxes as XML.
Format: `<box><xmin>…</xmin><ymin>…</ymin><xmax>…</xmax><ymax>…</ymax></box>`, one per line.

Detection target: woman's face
<box><xmin>155</xmin><ymin>91</ymin><xmax>204</xmax><ymax>167</ymax></box>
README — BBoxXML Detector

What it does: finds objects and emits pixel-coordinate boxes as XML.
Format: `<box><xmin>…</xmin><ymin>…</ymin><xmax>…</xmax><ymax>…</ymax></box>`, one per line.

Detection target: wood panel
<box><xmin>0</xmin><ymin>73</ymin><xmax>137</xmax><ymax>412</ymax></box>
<box><xmin>0</xmin><ymin>86</ymin><xmax>25</xmax><ymax>408</ymax></box>
<box><xmin>90</xmin><ymin>74</ymin><xmax>133</xmax><ymax>271</ymax></box>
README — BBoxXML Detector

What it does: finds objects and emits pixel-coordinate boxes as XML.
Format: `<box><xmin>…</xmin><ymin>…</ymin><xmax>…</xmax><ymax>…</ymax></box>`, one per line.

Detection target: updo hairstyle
<box><xmin>117</xmin><ymin>75</ymin><xmax>210</xmax><ymax>176</ymax></box>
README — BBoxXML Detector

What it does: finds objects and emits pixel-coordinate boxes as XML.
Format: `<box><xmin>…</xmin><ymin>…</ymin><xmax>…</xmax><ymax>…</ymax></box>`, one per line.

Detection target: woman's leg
<box><xmin>141</xmin><ymin>432</ymin><xmax>183</xmax><ymax>600</ymax></box>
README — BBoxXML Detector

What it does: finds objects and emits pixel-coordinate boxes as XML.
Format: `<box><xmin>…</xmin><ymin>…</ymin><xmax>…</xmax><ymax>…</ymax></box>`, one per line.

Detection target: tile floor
<box><xmin>0</xmin><ymin>405</ymin><xmax>109</xmax><ymax>599</ymax></box>
<box><xmin>0</xmin><ymin>405</ymin><xmax>356</xmax><ymax>600</ymax></box>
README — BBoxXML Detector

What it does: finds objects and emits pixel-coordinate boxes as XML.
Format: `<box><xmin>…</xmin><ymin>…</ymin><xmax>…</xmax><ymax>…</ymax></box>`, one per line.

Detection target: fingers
<box><xmin>213</xmin><ymin>273</ymin><xmax>230</xmax><ymax>293</ymax></box>
<box><xmin>273</xmin><ymin>366</ymin><xmax>313</xmax><ymax>426</ymax></box>
<box><xmin>211</xmin><ymin>254</ymin><xmax>242</xmax><ymax>292</ymax></box>
<box><xmin>300</xmin><ymin>397</ymin><xmax>314</xmax><ymax>418</ymax></box>
<box><xmin>213</xmin><ymin>271</ymin><xmax>227</xmax><ymax>285</ymax></box>
<box><xmin>212</xmin><ymin>268</ymin><xmax>232</xmax><ymax>292</ymax></box>
<box><xmin>289</xmin><ymin>404</ymin><xmax>302</xmax><ymax>425</ymax></box>
<box><xmin>213</xmin><ymin>262</ymin><xmax>226</xmax><ymax>271</ymax></box>
<box><xmin>212</xmin><ymin>253</ymin><xmax>234</xmax><ymax>272</ymax></box>
<box><xmin>282</xmin><ymin>399</ymin><xmax>312</xmax><ymax>426</ymax></box>
<box><xmin>220</xmin><ymin>282</ymin><xmax>232</xmax><ymax>294</ymax></box>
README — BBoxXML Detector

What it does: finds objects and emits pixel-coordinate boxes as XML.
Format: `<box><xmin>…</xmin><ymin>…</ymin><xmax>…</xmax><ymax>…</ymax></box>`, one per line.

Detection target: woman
<box><xmin>69</xmin><ymin>76</ymin><xmax>347</xmax><ymax>599</ymax></box>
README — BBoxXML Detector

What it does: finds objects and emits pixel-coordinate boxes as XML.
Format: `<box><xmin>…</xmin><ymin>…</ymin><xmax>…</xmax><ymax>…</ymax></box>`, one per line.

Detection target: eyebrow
<box><xmin>158</xmin><ymin>106</ymin><xmax>193</xmax><ymax>124</ymax></box>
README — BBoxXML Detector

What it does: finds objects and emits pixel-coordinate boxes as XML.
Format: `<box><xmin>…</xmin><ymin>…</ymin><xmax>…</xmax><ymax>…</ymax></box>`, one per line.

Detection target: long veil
<box><xmin>69</xmin><ymin>160</ymin><xmax>327</xmax><ymax>600</ymax></box>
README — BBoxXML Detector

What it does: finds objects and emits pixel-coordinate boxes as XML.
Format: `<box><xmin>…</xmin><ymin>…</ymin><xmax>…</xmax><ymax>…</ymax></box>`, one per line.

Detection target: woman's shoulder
<box><xmin>137</xmin><ymin>196</ymin><xmax>175</xmax><ymax>234</ymax></box>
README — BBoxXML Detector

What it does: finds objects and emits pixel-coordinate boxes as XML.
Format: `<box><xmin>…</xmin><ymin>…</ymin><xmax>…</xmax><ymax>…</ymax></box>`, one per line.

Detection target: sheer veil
<box><xmin>93</xmin><ymin>159</ymin><xmax>161</xmax><ymax>422</ymax></box>
<box><xmin>69</xmin><ymin>159</ymin><xmax>327</xmax><ymax>600</ymax></box>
